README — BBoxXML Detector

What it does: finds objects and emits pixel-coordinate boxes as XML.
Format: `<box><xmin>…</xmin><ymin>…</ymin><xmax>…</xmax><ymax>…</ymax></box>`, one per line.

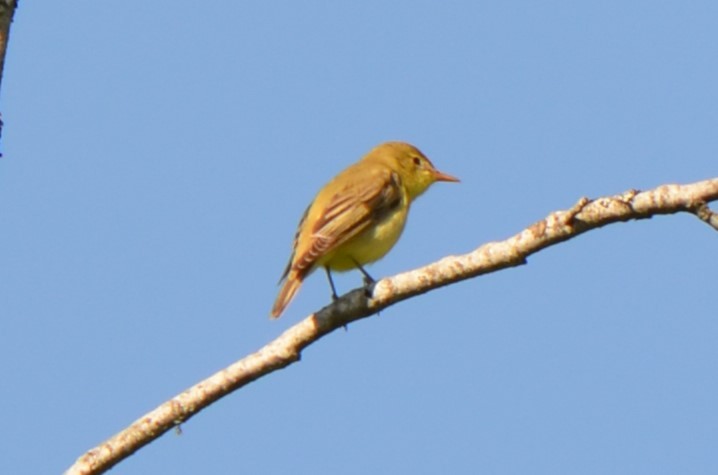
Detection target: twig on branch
<box><xmin>65</xmin><ymin>177</ymin><xmax>718</xmax><ymax>475</ymax></box>
<box><xmin>693</xmin><ymin>202</ymin><xmax>718</xmax><ymax>231</ymax></box>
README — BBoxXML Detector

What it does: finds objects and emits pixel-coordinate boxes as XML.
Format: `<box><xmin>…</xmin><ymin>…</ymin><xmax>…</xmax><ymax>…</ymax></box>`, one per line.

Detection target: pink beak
<box><xmin>433</xmin><ymin>170</ymin><xmax>460</xmax><ymax>183</ymax></box>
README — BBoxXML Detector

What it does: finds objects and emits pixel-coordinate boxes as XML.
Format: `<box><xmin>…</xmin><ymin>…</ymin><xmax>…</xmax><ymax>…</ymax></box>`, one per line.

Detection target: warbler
<box><xmin>271</xmin><ymin>141</ymin><xmax>459</xmax><ymax>319</ymax></box>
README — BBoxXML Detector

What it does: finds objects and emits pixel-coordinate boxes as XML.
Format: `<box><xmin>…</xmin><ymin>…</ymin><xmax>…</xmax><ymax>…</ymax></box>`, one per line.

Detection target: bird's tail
<box><xmin>270</xmin><ymin>274</ymin><xmax>303</xmax><ymax>319</ymax></box>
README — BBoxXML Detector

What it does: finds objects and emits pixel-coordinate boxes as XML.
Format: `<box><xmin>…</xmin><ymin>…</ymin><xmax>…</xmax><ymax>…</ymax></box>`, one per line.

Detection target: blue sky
<box><xmin>1</xmin><ymin>2</ymin><xmax>717</xmax><ymax>474</ymax></box>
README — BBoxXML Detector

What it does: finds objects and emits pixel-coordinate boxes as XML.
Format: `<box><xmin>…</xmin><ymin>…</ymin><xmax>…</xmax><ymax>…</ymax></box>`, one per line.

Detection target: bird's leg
<box><xmin>324</xmin><ymin>266</ymin><xmax>339</xmax><ymax>301</ymax></box>
<box><xmin>349</xmin><ymin>257</ymin><xmax>377</xmax><ymax>304</ymax></box>
<box><xmin>350</xmin><ymin>258</ymin><xmax>375</xmax><ymax>286</ymax></box>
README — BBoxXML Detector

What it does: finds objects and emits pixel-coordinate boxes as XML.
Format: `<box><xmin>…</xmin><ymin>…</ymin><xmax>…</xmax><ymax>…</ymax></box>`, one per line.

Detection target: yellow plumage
<box><xmin>271</xmin><ymin>141</ymin><xmax>458</xmax><ymax>319</ymax></box>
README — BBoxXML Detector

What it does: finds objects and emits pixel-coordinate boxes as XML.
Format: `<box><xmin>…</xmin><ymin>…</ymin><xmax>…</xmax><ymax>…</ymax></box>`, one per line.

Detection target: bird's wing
<box><xmin>277</xmin><ymin>203</ymin><xmax>311</xmax><ymax>283</ymax></box>
<box><xmin>290</xmin><ymin>167</ymin><xmax>403</xmax><ymax>277</ymax></box>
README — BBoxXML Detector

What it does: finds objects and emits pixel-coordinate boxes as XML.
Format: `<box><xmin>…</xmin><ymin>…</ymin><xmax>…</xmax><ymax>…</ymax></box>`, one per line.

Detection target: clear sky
<box><xmin>1</xmin><ymin>2</ymin><xmax>717</xmax><ymax>474</ymax></box>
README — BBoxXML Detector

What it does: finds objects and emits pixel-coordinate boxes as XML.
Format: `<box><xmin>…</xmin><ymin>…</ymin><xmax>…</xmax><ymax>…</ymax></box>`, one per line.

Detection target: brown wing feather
<box><xmin>278</xmin><ymin>204</ymin><xmax>310</xmax><ymax>283</ymax></box>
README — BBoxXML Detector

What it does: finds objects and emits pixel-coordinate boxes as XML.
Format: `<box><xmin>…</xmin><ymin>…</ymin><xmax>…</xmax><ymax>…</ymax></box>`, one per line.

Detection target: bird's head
<box><xmin>366</xmin><ymin>141</ymin><xmax>459</xmax><ymax>199</ymax></box>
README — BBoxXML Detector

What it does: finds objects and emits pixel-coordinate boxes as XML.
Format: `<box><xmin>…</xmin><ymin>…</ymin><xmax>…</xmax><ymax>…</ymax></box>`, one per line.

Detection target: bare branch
<box><xmin>65</xmin><ymin>177</ymin><xmax>718</xmax><ymax>475</ymax></box>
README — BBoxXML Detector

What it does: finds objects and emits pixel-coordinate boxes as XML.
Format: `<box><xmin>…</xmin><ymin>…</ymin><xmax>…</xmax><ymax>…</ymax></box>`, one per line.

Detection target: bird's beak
<box><xmin>433</xmin><ymin>169</ymin><xmax>460</xmax><ymax>183</ymax></box>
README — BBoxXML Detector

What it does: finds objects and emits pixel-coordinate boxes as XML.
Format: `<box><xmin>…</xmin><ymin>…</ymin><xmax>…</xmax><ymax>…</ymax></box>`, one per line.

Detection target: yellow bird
<box><xmin>271</xmin><ymin>141</ymin><xmax>459</xmax><ymax>319</ymax></box>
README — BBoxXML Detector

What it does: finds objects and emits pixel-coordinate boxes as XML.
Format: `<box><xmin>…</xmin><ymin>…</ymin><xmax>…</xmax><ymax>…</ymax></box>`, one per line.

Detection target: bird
<box><xmin>271</xmin><ymin>141</ymin><xmax>459</xmax><ymax>319</ymax></box>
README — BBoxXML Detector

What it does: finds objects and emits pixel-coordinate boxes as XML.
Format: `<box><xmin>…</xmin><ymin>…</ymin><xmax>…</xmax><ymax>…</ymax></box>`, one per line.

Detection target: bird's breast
<box><xmin>323</xmin><ymin>200</ymin><xmax>409</xmax><ymax>271</ymax></box>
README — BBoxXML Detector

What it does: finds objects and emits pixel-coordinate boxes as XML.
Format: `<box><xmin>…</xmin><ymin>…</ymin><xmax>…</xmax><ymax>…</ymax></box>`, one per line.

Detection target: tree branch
<box><xmin>0</xmin><ymin>0</ymin><xmax>17</xmax><ymax>146</ymax></box>
<box><xmin>0</xmin><ymin>0</ymin><xmax>17</xmax><ymax>90</ymax></box>
<box><xmin>65</xmin><ymin>177</ymin><xmax>718</xmax><ymax>475</ymax></box>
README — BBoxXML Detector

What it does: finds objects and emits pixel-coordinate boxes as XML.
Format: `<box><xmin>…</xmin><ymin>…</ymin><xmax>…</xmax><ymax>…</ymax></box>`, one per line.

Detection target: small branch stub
<box><xmin>694</xmin><ymin>202</ymin><xmax>718</xmax><ymax>231</ymax></box>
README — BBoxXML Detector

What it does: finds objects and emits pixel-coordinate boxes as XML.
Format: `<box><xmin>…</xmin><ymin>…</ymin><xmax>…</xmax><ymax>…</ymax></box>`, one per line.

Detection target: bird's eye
<box><xmin>413</xmin><ymin>157</ymin><xmax>422</xmax><ymax>166</ymax></box>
